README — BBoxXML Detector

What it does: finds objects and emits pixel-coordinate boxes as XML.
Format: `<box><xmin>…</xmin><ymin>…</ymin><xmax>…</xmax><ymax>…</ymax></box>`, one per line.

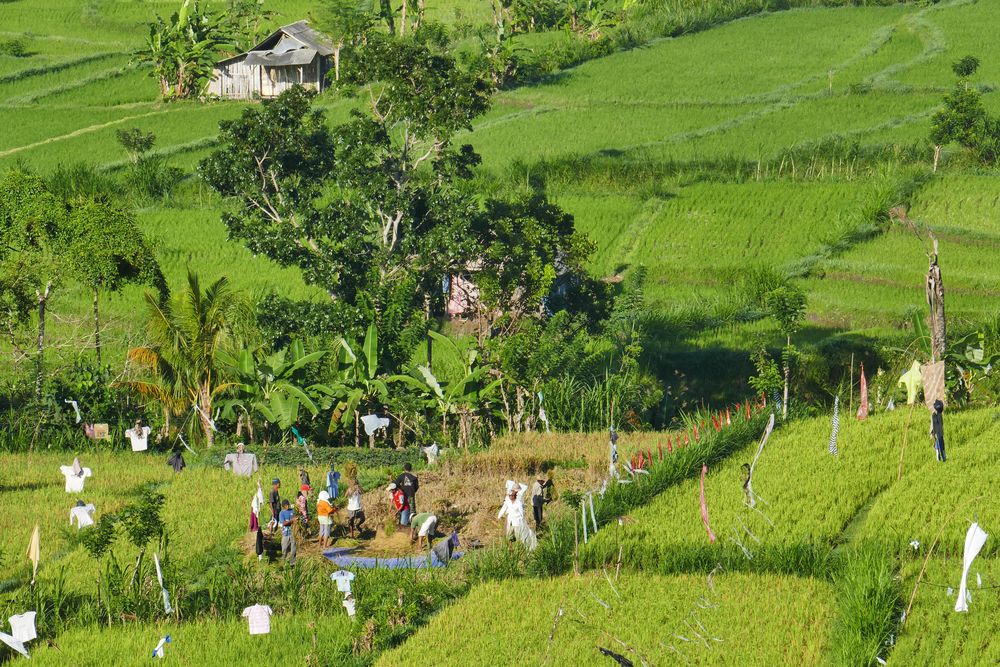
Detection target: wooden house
<box><xmin>207</xmin><ymin>21</ymin><xmax>333</xmax><ymax>99</ymax></box>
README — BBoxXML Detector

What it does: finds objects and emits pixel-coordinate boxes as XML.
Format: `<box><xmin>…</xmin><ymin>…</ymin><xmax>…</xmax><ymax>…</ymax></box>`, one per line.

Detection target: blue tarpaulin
<box><xmin>323</xmin><ymin>547</ymin><xmax>463</xmax><ymax>570</ymax></box>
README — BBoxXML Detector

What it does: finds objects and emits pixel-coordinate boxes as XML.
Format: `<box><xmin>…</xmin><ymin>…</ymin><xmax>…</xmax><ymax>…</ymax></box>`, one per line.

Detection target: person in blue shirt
<box><xmin>278</xmin><ymin>500</ymin><xmax>297</xmax><ymax>566</ymax></box>
<box><xmin>326</xmin><ymin>463</ymin><xmax>340</xmax><ymax>500</ymax></box>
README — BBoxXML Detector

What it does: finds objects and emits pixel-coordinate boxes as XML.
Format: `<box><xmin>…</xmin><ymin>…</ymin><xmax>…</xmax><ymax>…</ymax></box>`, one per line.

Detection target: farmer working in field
<box><xmin>346</xmin><ymin>478</ymin><xmax>366</xmax><ymax>538</ymax></box>
<box><xmin>388</xmin><ymin>482</ymin><xmax>410</xmax><ymax>526</ymax></box>
<box><xmin>530</xmin><ymin>473</ymin><xmax>552</xmax><ymax>529</ymax></box>
<box><xmin>278</xmin><ymin>500</ymin><xmax>297</xmax><ymax>565</ymax></box>
<box><xmin>394</xmin><ymin>462</ymin><xmax>419</xmax><ymax>513</ymax></box>
<box><xmin>498</xmin><ymin>481</ymin><xmax>538</xmax><ymax>550</ymax></box>
<box><xmin>268</xmin><ymin>478</ymin><xmax>281</xmax><ymax>534</ymax></box>
<box><xmin>317</xmin><ymin>490</ymin><xmax>335</xmax><ymax>548</ymax></box>
<box><xmin>410</xmin><ymin>511</ymin><xmax>438</xmax><ymax>550</ymax></box>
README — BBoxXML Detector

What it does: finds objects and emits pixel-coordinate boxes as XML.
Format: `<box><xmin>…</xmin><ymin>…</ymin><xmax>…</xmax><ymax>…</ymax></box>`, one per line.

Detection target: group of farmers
<box><xmin>226</xmin><ymin>442</ymin><xmax>555</xmax><ymax>564</ymax></box>
<box><xmin>253</xmin><ymin>460</ymin><xmax>440</xmax><ymax>565</ymax></box>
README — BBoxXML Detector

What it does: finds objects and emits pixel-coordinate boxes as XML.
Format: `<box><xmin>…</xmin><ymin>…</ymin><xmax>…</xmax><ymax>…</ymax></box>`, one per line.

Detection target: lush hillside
<box><xmin>4</xmin><ymin>0</ymin><xmax>999</xmax><ymax>407</ymax></box>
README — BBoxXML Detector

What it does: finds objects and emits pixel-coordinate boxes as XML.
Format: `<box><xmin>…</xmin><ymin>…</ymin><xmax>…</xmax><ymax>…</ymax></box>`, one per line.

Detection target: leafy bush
<box><xmin>0</xmin><ymin>39</ymin><xmax>29</xmax><ymax>57</ymax></box>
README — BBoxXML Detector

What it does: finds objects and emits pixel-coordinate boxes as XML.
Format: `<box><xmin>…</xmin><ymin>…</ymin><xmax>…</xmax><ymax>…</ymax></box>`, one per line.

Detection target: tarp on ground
<box><xmin>323</xmin><ymin>547</ymin><xmax>463</xmax><ymax>570</ymax></box>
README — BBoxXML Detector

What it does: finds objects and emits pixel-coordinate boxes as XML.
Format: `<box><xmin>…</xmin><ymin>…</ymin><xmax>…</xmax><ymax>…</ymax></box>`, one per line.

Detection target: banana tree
<box><xmin>909</xmin><ymin>312</ymin><xmax>1000</xmax><ymax>405</ymax></box>
<box><xmin>396</xmin><ymin>331</ymin><xmax>501</xmax><ymax>447</ymax></box>
<box><xmin>219</xmin><ymin>340</ymin><xmax>330</xmax><ymax>443</ymax></box>
<box><xmin>317</xmin><ymin>323</ymin><xmax>390</xmax><ymax>447</ymax></box>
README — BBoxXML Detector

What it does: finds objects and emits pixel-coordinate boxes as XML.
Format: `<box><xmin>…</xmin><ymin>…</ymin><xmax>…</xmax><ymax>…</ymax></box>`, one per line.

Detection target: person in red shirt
<box><xmin>388</xmin><ymin>483</ymin><xmax>410</xmax><ymax>526</ymax></box>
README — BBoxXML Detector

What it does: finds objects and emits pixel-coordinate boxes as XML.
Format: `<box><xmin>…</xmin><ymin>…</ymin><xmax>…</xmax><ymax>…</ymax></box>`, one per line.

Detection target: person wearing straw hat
<box><xmin>530</xmin><ymin>473</ymin><xmax>552</xmax><ymax>529</ymax></box>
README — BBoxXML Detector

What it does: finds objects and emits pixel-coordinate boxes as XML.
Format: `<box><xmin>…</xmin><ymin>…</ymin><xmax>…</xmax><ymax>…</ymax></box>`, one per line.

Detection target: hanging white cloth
<box><xmin>125</xmin><ymin>425</ymin><xmax>151</xmax><ymax>452</ymax></box>
<box><xmin>69</xmin><ymin>504</ymin><xmax>96</xmax><ymax>529</ymax></box>
<box><xmin>154</xmin><ymin>553</ymin><xmax>172</xmax><ymax>615</ymax></box>
<box><xmin>151</xmin><ymin>635</ymin><xmax>171</xmax><ymax>658</ymax></box>
<box><xmin>330</xmin><ymin>570</ymin><xmax>355</xmax><ymax>594</ymax></box>
<box><xmin>60</xmin><ymin>462</ymin><xmax>92</xmax><ymax>493</ymax></box>
<box><xmin>64</xmin><ymin>399</ymin><xmax>81</xmax><ymax>424</ymax></box>
<box><xmin>360</xmin><ymin>414</ymin><xmax>390</xmax><ymax>436</ymax></box>
<box><xmin>0</xmin><ymin>631</ymin><xmax>28</xmax><ymax>658</ymax></box>
<box><xmin>955</xmin><ymin>522</ymin><xmax>988</xmax><ymax>612</ymax></box>
<box><xmin>8</xmin><ymin>612</ymin><xmax>36</xmax><ymax>643</ymax></box>
<box><xmin>422</xmin><ymin>442</ymin><xmax>440</xmax><ymax>465</ymax></box>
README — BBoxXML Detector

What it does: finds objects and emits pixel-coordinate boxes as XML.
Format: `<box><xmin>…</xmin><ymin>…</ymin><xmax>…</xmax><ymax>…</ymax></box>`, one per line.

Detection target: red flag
<box><xmin>700</xmin><ymin>464</ymin><xmax>716</xmax><ymax>544</ymax></box>
<box><xmin>658</xmin><ymin>443</ymin><xmax>663</xmax><ymax>460</ymax></box>
<box><xmin>647</xmin><ymin>449</ymin><xmax>653</xmax><ymax>466</ymax></box>
<box><xmin>857</xmin><ymin>363</ymin><xmax>869</xmax><ymax>420</ymax></box>
<box><xmin>683</xmin><ymin>432</ymin><xmax>689</xmax><ymax>446</ymax></box>
<box><xmin>761</xmin><ymin>391</ymin><xmax>766</xmax><ymax>408</ymax></box>
<box><xmin>712</xmin><ymin>415</ymin><xmax>720</xmax><ymax>431</ymax></box>
<box><xmin>666</xmin><ymin>437</ymin><xmax>673</xmax><ymax>453</ymax></box>
<box><xmin>693</xmin><ymin>424</ymin><xmax>700</xmax><ymax>441</ymax></box>
<box><xmin>725</xmin><ymin>408</ymin><xmax>731</xmax><ymax>426</ymax></box>
<box><xmin>745</xmin><ymin>401</ymin><xmax>751</xmax><ymax>420</ymax></box>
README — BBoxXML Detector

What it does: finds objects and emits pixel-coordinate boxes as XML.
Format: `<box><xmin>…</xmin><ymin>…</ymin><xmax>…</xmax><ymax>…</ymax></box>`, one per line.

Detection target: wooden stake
<box><xmin>574</xmin><ymin>515</ymin><xmax>580</xmax><ymax>576</ymax></box>
<box><xmin>849</xmin><ymin>353</ymin><xmax>855</xmax><ymax>416</ymax></box>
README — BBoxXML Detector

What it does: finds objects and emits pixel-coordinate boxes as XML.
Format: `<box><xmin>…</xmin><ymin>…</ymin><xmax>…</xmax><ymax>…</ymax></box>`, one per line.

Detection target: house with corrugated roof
<box><xmin>207</xmin><ymin>21</ymin><xmax>333</xmax><ymax>99</ymax></box>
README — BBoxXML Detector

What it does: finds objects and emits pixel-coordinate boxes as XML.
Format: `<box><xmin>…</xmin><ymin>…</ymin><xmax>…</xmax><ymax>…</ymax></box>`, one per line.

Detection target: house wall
<box><xmin>259</xmin><ymin>60</ymin><xmax>324</xmax><ymax>98</ymax></box>
<box><xmin>209</xmin><ymin>58</ymin><xmax>255</xmax><ymax>99</ymax></box>
<box><xmin>210</xmin><ymin>56</ymin><xmax>329</xmax><ymax>99</ymax></box>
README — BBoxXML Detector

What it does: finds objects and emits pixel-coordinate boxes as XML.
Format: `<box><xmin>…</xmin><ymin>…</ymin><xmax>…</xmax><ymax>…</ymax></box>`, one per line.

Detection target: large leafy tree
<box><xmin>65</xmin><ymin>197</ymin><xmax>166</xmax><ymax>368</ymax></box>
<box><xmin>201</xmin><ymin>32</ymin><xmax>492</xmax><ymax>369</ymax></box>
<box><xmin>125</xmin><ymin>272</ymin><xmax>238</xmax><ymax>446</ymax></box>
<box><xmin>469</xmin><ymin>194</ymin><xmax>596</xmax><ymax>338</ymax></box>
<box><xmin>0</xmin><ymin>170</ymin><xmax>70</xmax><ymax>402</ymax></box>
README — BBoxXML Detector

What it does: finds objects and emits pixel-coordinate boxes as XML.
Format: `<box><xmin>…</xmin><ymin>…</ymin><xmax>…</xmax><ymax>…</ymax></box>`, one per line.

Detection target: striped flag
<box><xmin>829</xmin><ymin>396</ymin><xmax>840</xmax><ymax>456</ymax></box>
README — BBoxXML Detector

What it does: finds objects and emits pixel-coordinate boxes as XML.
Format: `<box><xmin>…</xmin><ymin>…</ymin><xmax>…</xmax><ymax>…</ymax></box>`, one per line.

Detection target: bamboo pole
<box><xmin>902</xmin><ymin>495</ymin><xmax>982</xmax><ymax>627</ymax></box>
<box><xmin>897</xmin><ymin>402</ymin><xmax>916</xmax><ymax>481</ymax></box>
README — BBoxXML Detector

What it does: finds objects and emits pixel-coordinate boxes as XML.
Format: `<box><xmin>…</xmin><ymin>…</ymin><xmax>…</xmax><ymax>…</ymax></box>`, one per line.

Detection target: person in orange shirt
<box><xmin>317</xmin><ymin>490</ymin><xmax>335</xmax><ymax>548</ymax></box>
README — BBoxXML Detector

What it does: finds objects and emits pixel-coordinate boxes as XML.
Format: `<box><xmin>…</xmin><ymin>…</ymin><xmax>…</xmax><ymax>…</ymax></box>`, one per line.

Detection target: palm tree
<box><xmin>125</xmin><ymin>271</ymin><xmax>237</xmax><ymax>446</ymax></box>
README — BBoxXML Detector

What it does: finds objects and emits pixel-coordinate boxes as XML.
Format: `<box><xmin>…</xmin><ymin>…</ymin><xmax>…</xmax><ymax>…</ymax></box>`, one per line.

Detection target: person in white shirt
<box><xmin>242</xmin><ymin>604</ymin><xmax>273</xmax><ymax>635</ymax></box>
<box><xmin>125</xmin><ymin>420</ymin><xmax>151</xmax><ymax>452</ymax></box>
<box><xmin>69</xmin><ymin>501</ymin><xmax>96</xmax><ymax>529</ymax></box>
<box><xmin>497</xmin><ymin>482</ymin><xmax>537</xmax><ymax>550</ymax></box>
<box><xmin>345</xmin><ymin>479</ymin><xmax>365</xmax><ymax>538</ymax></box>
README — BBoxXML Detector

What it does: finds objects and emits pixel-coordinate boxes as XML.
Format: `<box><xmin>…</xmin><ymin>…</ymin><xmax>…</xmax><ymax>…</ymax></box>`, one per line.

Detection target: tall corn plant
<box><xmin>124</xmin><ymin>271</ymin><xmax>237</xmax><ymax>446</ymax></box>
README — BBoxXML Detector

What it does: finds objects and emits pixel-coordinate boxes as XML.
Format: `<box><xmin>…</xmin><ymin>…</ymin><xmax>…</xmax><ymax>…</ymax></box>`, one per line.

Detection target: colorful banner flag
<box><xmin>857</xmin><ymin>364</ymin><xmax>869</xmax><ymax>420</ymax></box>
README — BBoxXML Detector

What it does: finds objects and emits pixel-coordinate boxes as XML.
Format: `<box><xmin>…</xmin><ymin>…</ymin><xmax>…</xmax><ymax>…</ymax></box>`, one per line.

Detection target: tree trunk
<box><xmin>198</xmin><ymin>385</ymin><xmax>215</xmax><ymax>447</ymax></box>
<box><xmin>354</xmin><ymin>410</ymin><xmax>360</xmax><ymax>448</ymax></box>
<box><xmin>400</xmin><ymin>0</ymin><xmax>407</xmax><ymax>36</ymax></box>
<box><xmin>926</xmin><ymin>242</ymin><xmax>946</xmax><ymax>362</ymax></box>
<box><xmin>380</xmin><ymin>0</ymin><xmax>395</xmax><ymax>34</ymax></box>
<box><xmin>34</xmin><ymin>283</ymin><xmax>51</xmax><ymax>403</ymax></box>
<box><xmin>93</xmin><ymin>286</ymin><xmax>102</xmax><ymax>368</ymax></box>
<box><xmin>333</xmin><ymin>45</ymin><xmax>341</xmax><ymax>81</ymax></box>
<box><xmin>782</xmin><ymin>334</ymin><xmax>790</xmax><ymax>420</ymax></box>
<box><xmin>416</xmin><ymin>0</ymin><xmax>425</xmax><ymax>30</ymax></box>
